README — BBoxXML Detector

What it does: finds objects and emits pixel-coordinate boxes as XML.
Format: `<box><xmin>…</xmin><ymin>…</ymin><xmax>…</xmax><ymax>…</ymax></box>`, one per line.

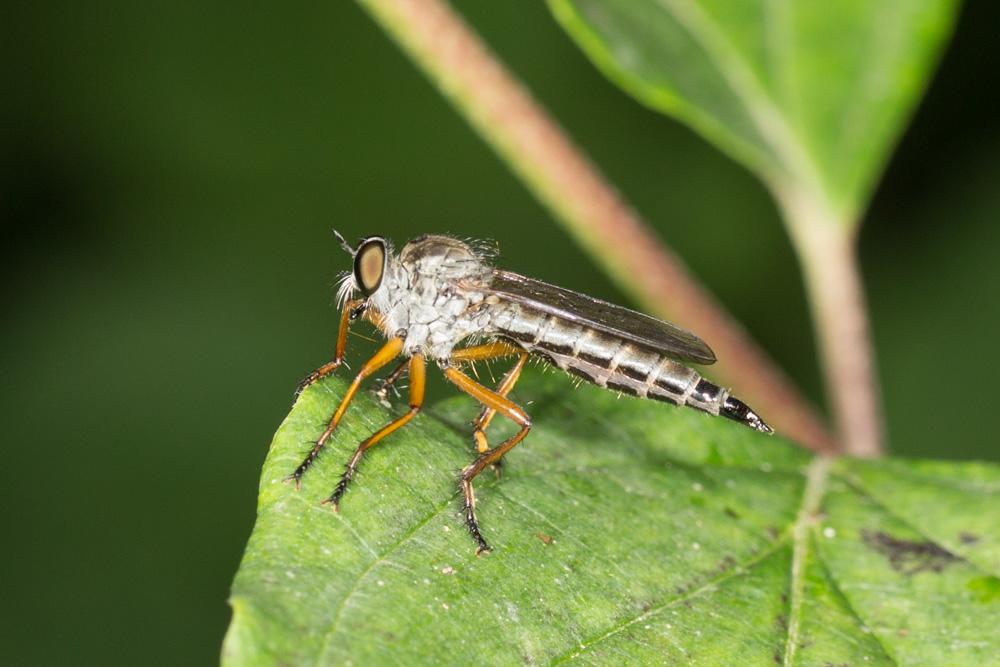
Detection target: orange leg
<box><xmin>449</xmin><ymin>341</ymin><xmax>521</xmax><ymax>363</ymax></box>
<box><xmin>442</xmin><ymin>365</ymin><xmax>532</xmax><ymax>555</ymax></box>
<box><xmin>471</xmin><ymin>351</ymin><xmax>528</xmax><ymax>458</ymax></box>
<box><xmin>324</xmin><ymin>353</ymin><xmax>426</xmax><ymax>509</ymax></box>
<box><xmin>450</xmin><ymin>342</ymin><xmax>528</xmax><ymax>459</ymax></box>
<box><xmin>285</xmin><ymin>337</ymin><xmax>403</xmax><ymax>486</ymax></box>
<box><xmin>295</xmin><ymin>298</ymin><xmax>365</xmax><ymax>398</ymax></box>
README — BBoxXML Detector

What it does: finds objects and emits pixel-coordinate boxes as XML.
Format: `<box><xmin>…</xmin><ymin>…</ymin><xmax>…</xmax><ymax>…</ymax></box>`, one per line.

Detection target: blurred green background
<box><xmin>2</xmin><ymin>1</ymin><xmax>998</xmax><ymax>665</ymax></box>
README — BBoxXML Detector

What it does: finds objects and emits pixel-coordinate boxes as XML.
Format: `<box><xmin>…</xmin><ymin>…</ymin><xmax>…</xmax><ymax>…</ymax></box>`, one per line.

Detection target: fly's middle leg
<box><xmin>442</xmin><ymin>363</ymin><xmax>532</xmax><ymax>555</ymax></box>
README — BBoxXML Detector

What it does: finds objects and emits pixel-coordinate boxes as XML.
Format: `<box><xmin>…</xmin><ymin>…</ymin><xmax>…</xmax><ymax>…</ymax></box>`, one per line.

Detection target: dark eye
<box><xmin>353</xmin><ymin>237</ymin><xmax>386</xmax><ymax>296</ymax></box>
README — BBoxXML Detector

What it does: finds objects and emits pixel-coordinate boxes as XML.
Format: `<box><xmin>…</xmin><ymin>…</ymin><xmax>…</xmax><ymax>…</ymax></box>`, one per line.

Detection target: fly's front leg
<box><xmin>450</xmin><ymin>342</ymin><xmax>526</xmax><ymax>477</ymax></box>
<box><xmin>324</xmin><ymin>353</ymin><xmax>426</xmax><ymax>509</ymax></box>
<box><xmin>285</xmin><ymin>337</ymin><xmax>403</xmax><ymax>487</ymax></box>
<box><xmin>442</xmin><ymin>363</ymin><xmax>532</xmax><ymax>555</ymax></box>
<box><xmin>295</xmin><ymin>299</ymin><xmax>366</xmax><ymax>399</ymax></box>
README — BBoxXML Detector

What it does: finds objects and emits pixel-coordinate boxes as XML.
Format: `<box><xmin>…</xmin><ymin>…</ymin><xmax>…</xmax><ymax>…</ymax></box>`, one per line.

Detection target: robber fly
<box><xmin>288</xmin><ymin>233</ymin><xmax>772</xmax><ymax>554</ymax></box>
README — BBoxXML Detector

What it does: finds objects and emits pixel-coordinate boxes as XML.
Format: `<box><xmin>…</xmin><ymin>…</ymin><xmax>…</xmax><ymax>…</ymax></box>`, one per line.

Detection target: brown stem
<box><xmin>780</xmin><ymin>187</ymin><xmax>883</xmax><ymax>457</ymax></box>
<box><xmin>357</xmin><ymin>0</ymin><xmax>836</xmax><ymax>454</ymax></box>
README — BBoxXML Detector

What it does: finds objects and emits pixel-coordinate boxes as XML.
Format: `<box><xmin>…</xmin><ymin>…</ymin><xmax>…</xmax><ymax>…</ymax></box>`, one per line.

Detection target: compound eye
<box><xmin>354</xmin><ymin>237</ymin><xmax>386</xmax><ymax>296</ymax></box>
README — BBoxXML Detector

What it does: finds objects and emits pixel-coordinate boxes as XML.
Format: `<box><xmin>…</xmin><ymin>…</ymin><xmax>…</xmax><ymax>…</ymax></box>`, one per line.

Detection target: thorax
<box><xmin>373</xmin><ymin>255</ymin><xmax>492</xmax><ymax>360</ymax></box>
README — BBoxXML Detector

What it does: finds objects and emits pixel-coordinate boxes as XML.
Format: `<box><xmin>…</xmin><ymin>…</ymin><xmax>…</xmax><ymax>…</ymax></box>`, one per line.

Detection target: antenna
<box><xmin>332</xmin><ymin>229</ymin><xmax>356</xmax><ymax>255</ymax></box>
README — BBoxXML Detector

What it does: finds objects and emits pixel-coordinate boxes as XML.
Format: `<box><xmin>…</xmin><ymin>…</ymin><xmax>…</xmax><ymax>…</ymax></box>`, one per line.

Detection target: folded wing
<box><xmin>483</xmin><ymin>270</ymin><xmax>716</xmax><ymax>365</ymax></box>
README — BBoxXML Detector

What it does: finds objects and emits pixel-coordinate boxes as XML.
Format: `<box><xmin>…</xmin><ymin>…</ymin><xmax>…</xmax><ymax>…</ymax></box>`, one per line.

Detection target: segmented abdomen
<box><xmin>489</xmin><ymin>305</ymin><xmax>728</xmax><ymax>415</ymax></box>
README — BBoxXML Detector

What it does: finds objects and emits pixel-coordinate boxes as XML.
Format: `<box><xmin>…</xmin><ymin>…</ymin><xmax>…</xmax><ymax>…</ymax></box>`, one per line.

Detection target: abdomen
<box><xmin>490</xmin><ymin>305</ymin><xmax>728</xmax><ymax>415</ymax></box>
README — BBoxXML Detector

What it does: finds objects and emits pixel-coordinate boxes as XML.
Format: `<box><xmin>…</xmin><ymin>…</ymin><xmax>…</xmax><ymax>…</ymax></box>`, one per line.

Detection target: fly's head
<box><xmin>333</xmin><ymin>231</ymin><xmax>397</xmax><ymax>323</ymax></box>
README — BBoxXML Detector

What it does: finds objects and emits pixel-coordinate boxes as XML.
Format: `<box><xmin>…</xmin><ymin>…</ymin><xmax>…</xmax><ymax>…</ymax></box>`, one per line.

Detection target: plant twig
<box><xmin>780</xmin><ymin>187</ymin><xmax>883</xmax><ymax>458</ymax></box>
<box><xmin>357</xmin><ymin>0</ymin><xmax>835</xmax><ymax>454</ymax></box>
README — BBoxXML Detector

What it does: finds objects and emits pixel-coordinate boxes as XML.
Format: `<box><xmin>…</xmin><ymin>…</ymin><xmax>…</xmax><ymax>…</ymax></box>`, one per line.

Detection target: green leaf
<box><xmin>224</xmin><ymin>374</ymin><xmax>1000</xmax><ymax>665</ymax></box>
<box><xmin>546</xmin><ymin>0</ymin><xmax>958</xmax><ymax>223</ymax></box>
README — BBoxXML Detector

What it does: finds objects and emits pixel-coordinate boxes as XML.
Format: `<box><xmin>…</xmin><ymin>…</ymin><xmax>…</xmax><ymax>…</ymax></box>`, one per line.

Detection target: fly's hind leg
<box><xmin>285</xmin><ymin>337</ymin><xmax>403</xmax><ymax>487</ymax></box>
<box><xmin>449</xmin><ymin>342</ymin><xmax>527</xmax><ymax>477</ymax></box>
<box><xmin>324</xmin><ymin>353</ymin><xmax>426</xmax><ymax>509</ymax></box>
<box><xmin>442</xmin><ymin>363</ymin><xmax>532</xmax><ymax>555</ymax></box>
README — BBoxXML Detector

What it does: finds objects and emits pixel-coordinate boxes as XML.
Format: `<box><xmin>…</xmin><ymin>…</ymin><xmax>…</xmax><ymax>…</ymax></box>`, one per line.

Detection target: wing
<box><xmin>482</xmin><ymin>270</ymin><xmax>716</xmax><ymax>365</ymax></box>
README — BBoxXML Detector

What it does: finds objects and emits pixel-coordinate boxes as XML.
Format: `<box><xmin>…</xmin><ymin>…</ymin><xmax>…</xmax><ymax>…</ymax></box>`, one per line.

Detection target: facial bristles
<box><xmin>335</xmin><ymin>271</ymin><xmax>356</xmax><ymax>310</ymax></box>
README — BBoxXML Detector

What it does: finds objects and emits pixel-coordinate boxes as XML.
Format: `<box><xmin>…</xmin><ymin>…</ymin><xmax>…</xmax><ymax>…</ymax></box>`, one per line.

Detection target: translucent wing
<box><xmin>483</xmin><ymin>270</ymin><xmax>716</xmax><ymax>365</ymax></box>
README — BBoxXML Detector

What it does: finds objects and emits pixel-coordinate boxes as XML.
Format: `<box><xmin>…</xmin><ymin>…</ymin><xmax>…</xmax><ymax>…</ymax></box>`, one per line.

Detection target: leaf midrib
<box><xmin>783</xmin><ymin>456</ymin><xmax>831</xmax><ymax>666</ymax></box>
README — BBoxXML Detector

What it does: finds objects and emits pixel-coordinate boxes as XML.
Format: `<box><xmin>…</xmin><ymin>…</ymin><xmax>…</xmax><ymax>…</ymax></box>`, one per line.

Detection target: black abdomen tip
<box><xmin>722</xmin><ymin>396</ymin><xmax>773</xmax><ymax>434</ymax></box>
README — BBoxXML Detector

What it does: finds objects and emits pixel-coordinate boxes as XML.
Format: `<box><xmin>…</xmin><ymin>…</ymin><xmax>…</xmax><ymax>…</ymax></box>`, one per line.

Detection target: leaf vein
<box><xmin>314</xmin><ymin>490</ymin><xmax>461</xmax><ymax>666</ymax></box>
<box><xmin>812</xmin><ymin>545</ymin><xmax>900</xmax><ymax>666</ymax></box>
<box><xmin>836</xmin><ymin>472</ymin><xmax>1000</xmax><ymax>580</ymax></box>
<box><xmin>547</xmin><ymin>537</ymin><xmax>788</xmax><ymax>665</ymax></box>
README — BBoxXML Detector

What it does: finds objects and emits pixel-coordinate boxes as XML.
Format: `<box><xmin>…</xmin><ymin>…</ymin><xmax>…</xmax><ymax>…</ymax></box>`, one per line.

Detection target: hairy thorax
<box><xmin>371</xmin><ymin>235</ymin><xmax>494</xmax><ymax>361</ymax></box>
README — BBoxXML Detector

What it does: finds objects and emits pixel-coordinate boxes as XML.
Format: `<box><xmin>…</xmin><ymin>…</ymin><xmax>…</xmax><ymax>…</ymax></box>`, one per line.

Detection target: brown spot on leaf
<box><xmin>536</xmin><ymin>532</ymin><xmax>553</xmax><ymax>545</ymax></box>
<box><xmin>959</xmin><ymin>532</ymin><xmax>979</xmax><ymax>545</ymax></box>
<box><xmin>715</xmin><ymin>555</ymin><xmax>737</xmax><ymax>574</ymax></box>
<box><xmin>861</xmin><ymin>530</ymin><xmax>960</xmax><ymax>575</ymax></box>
